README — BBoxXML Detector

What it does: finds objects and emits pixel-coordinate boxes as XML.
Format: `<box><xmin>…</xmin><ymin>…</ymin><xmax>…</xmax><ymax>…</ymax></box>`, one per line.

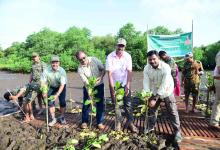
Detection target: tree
<box><xmin>0</xmin><ymin>46</ymin><xmax>4</xmax><ymax>58</ymax></box>
<box><xmin>201</xmin><ymin>41</ymin><xmax>220</xmax><ymax>69</ymax></box>
<box><xmin>92</xmin><ymin>34</ymin><xmax>116</xmax><ymax>55</ymax></box>
<box><xmin>25</xmin><ymin>28</ymin><xmax>61</xmax><ymax>56</ymax></box>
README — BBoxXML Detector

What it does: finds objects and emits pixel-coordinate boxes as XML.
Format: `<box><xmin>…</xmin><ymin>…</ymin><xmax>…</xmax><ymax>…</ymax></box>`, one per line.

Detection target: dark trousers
<box><xmin>148</xmin><ymin>94</ymin><xmax>180</xmax><ymax>133</ymax></box>
<box><xmin>48</xmin><ymin>85</ymin><xmax>66</xmax><ymax>108</ymax></box>
<box><xmin>115</xmin><ymin>87</ymin><xmax>134</xmax><ymax>124</ymax></box>
<box><xmin>82</xmin><ymin>83</ymin><xmax>104</xmax><ymax>125</ymax></box>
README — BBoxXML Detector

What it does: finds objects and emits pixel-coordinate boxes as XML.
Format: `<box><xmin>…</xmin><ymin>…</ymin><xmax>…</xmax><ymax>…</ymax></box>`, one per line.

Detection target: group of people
<box><xmin>3</xmin><ymin>37</ymin><xmax>220</xmax><ymax>143</ymax></box>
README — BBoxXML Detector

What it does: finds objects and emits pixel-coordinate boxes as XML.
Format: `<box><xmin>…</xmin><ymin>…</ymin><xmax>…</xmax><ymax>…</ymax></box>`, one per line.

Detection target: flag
<box><xmin>147</xmin><ymin>32</ymin><xmax>192</xmax><ymax>57</ymax></box>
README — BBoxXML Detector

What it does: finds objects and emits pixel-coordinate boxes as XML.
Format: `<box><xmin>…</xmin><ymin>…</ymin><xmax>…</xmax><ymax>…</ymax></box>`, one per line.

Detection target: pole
<box><xmin>7</xmin><ymin>90</ymin><xmax>26</xmax><ymax>116</ymax></box>
<box><xmin>45</xmin><ymin>98</ymin><xmax>49</xmax><ymax>132</ymax></box>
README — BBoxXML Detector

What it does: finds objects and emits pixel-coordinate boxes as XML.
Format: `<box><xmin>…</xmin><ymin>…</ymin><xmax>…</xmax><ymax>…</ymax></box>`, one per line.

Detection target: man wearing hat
<box><xmin>30</xmin><ymin>52</ymin><xmax>47</xmax><ymax>115</ymax></box>
<box><xmin>182</xmin><ymin>52</ymin><xmax>204</xmax><ymax>113</ymax></box>
<box><xmin>4</xmin><ymin>83</ymin><xmax>40</xmax><ymax>122</ymax></box>
<box><xmin>159</xmin><ymin>51</ymin><xmax>180</xmax><ymax>96</ymax></box>
<box><xmin>41</xmin><ymin>55</ymin><xmax>67</xmax><ymax>126</ymax></box>
<box><xmin>106</xmin><ymin>38</ymin><xmax>138</xmax><ymax>133</ymax></box>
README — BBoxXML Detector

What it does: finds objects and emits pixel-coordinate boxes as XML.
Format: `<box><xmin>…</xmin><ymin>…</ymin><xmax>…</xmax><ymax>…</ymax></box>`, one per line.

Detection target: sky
<box><xmin>0</xmin><ymin>0</ymin><xmax>220</xmax><ymax>49</ymax></box>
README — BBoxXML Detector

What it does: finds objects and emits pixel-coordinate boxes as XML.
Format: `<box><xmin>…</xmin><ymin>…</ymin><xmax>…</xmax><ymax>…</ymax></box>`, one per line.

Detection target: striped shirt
<box><xmin>77</xmin><ymin>57</ymin><xmax>105</xmax><ymax>86</ymax></box>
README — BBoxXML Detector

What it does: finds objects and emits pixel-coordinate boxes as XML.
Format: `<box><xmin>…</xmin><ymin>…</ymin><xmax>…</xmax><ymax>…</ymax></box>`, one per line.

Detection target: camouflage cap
<box><xmin>32</xmin><ymin>52</ymin><xmax>39</xmax><ymax>57</ymax></box>
<box><xmin>51</xmin><ymin>55</ymin><xmax>60</xmax><ymax>62</ymax></box>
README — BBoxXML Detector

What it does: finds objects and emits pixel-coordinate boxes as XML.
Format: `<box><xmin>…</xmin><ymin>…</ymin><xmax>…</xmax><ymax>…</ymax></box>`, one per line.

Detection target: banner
<box><xmin>147</xmin><ymin>32</ymin><xmax>192</xmax><ymax>57</ymax></box>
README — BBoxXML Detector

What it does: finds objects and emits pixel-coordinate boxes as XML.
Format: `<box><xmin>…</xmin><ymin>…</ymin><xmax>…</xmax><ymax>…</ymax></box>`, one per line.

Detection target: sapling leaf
<box><xmin>92</xmin><ymin>107</ymin><xmax>96</xmax><ymax>113</ymax></box>
<box><xmin>115</xmin><ymin>81</ymin><xmax>121</xmax><ymax>90</ymax></box>
<box><xmin>116</xmin><ymin>95</ymin><xmax>123</xmax><ymax>100</ymax></box>
<box><xmin>93</xmin><ymin>90</ymin><xmax>98</xmax><ymax>95</ymax></box>
<box><xmin>84</xmin><ymin>100</ymin><xmax>91</xmax><ymax>105</ymax></box>
<box><xmin>98</xmin><ymin>134</ymin><xmax>109</xmax><ymax>142</ymax></box>
<box><xmin>92</xmin><ymin>142</ymin><xmax>102</xmax><ymax>148</ymax></box>
<box><xmin>95</xmin><ymin>99</ymin><xmax>100</xmax><ymax>103</ymax></box>
<box><xmin>117</xmin><ymin>101</ymin><xmax>123</xmax><ymax>106</ymax></box>
<box><xmin>117</xmin><ymin>88</ymin><xmax>125</xmax><ymax>95</ymax></box>
<box><xmin>68</xmin><ymin>139</ymin><xmax>78</xmax><ymax>145</ymax></box>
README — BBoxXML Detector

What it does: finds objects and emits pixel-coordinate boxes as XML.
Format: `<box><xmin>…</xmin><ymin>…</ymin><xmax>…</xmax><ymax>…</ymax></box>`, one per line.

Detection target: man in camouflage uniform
<box><xmin>182</xmin><ymin>52</ymin><xmax>204</xmax><ymax>113</ymax></box>
<box><xmin>30</xmin><ymin>52</ymin><xmax>47</xmax><ymax>114</ymax></box>
<box><xmin>159</xmin><ymin>51</ymin><xmax>178</xmax><ymax>88</ymax></box>
<box><xmin>3</xmin><ymin>83</ymin><xmax>40</xmax><ymax>122</ymax></box>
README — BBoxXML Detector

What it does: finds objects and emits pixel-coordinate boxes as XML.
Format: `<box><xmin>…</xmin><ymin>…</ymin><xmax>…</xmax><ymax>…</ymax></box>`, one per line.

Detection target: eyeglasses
<box><xmin>79</xmin><ymin>57</ymin><xmax>86</xmax><ymax>62</ymax></box>
<box><xmin>117</xmin><ymin>44</ymin><xmax>125</xmax><ymax>47</ymax></box>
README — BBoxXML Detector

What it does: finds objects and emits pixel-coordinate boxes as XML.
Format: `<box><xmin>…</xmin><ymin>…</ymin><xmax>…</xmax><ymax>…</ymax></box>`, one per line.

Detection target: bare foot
<box><xmin>22</xmin><ymin>116</ymin><xmax>31</xmax><ymax>123</ymax></box>
<box><xmin>29</xmin><ymin>115</ymin><xmax>35</xmax><ymax>120</ymax></box>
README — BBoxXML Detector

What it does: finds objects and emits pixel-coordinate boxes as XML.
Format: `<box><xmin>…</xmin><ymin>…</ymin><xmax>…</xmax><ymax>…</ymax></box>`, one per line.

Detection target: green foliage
<box><xmin>64</xmin><ymin>139</ymin><xmax>78</xmax><ymax>150</ymax></box>
<box><xmin>0</xmin><ymin>24</ymin><xmax>218</xmax><ymax>72</ymax></box>
<box><xmin>92</xmin><ymin>34</ymin><xmax>116</xmax><ymax>55</ymax></box>
<box><xmin>114</xmin><ymin>81</ymin><xmax>125</xmax><ymax>108</ymax></box>
<box><xmin>80</xmin><ymin>130</ymin><xmax>108</xmax><ymax>150</ymax></box>
<box><xmin>143</xmin><ymin>132</ymin><xmax>159</xmax><ymax>145</ymax></box>
<box><xmin>109</xmin><ymin>130</ymin><xmax>129</xmax><ymax>141</ymax></box>
<box><xmin>0</xmin><ymin>48</ymin><xmax>4</xmax><ymax>58</ymax></box>
<box><xmin>135</xmin><ymin>90</ymin><xmax>152</xmax><ymax>116</ymax></box>
<box><xmin>206</xmin><ymin>72</ymin><xmax>214</xmax><ymax>88</ymax></box>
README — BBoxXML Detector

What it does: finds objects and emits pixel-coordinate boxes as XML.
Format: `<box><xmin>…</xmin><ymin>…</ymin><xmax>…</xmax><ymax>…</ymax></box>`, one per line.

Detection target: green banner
<box><xmin>147</xmin><ymin>32</ymin><xmax>192</xmax><ymax>57</ymax></box>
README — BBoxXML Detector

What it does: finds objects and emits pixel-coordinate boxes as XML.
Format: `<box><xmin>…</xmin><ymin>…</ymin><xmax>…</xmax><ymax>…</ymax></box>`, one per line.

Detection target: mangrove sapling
<box><xmin>136</xmin><ymin>90</ymin><xmax>152</xmax><ymax>133</ymax></box>
<box><xmin>205</xmin><ymin>72</ymin><xmax>215</xmax><ymax>115</ymax></box>
<box><xmin>41</xmin><ymin>83</ymin><xmax>58</xmax><ymax>132</ymax></box>
<box><xmin>109</xmin><ymin>130</ymin><xmax>129</xmax><ymax>141</ymax></box>
<box><xmin>114</xmin><ymin>81</ymin><xmax>125</xmax><ymax>130</ymax></box>
<box><xmin>40</xmin><ymin>84</ymin><xmax>50</xmax><ymax>132</ymax></box>
<box><xmin>206</xmin><ymin>72</ymin><xmax>214</xmax><ymax>90</ymax></box>
<box><xmin>84</xmin><ymin>77</ymin><xmax>100</xmax><ymax>129</ymax></box>
<box><xmin>82</xmin><ymin>134</ymin><xmax>109</xmax><ymax>150</ymax></box>
<box><xmin>79</xmin><ymin>130</ymin><xmax>108</xmax><ymax>150</ymax></box>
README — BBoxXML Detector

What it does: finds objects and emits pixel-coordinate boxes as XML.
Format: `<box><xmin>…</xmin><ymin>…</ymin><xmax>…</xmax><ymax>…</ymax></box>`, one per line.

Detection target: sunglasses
<box><xmin>79</xmin><ymin>57</ymin><xmax>86</xmax><ymax>62</ymax></box>
<box><xmin>117</xmin><ymin>44</ymin><xmax>125</xmax><ymax>47</ymax></box>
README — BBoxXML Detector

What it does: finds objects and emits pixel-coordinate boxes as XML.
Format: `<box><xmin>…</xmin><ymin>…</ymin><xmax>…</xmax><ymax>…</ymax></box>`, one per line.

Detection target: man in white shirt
<box><xmin>106</xmin><ymin>38</ymin><xmax>138</xmax><ymax>133</ymax></box>
<box><xmin>143</xmin><ymin>50</ymin><xmax>182</xmax><ymax>142</ymax></box>
<box><xmin>210</xmin><ymin>51</ymin><xmax>220</xmax><ymax>129</ymax></box>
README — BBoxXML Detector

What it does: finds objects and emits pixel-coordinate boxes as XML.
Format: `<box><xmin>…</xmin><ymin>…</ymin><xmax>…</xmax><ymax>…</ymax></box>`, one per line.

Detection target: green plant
<box><xmin>114</xmin><ymin>81</ymin><xmax>125</xmax><ymax>130</ymax></box>
<box><xmin>206</xmin><ymin>72</ymin><xmax>214</xmax><ymax>89</ymax></box>
<box><xmin>109</xmin><ymin>130</ymin><xmax>129</xmax><ymax>141</ymax></box>
<box><xmin>136</xmin><ymin>90</ymin><xmax>152</xmax><ymax>133</ymax></box>
<box><xmin>114</xmin><ymin>81</ymin><xmax>125</xmax><ymax>108</ymax></box>
<box><xmin>64</xmin><ymin>139</ymin><xmax>78</xmax><ymax>150</ymax></box>
<box><xmin>142</xmin><ymin>132</ymin><xmax>158</xmax><ymax>145</ymax></box>
<box><xmin>84</xmin><ymin>77</ymin><xmax>100</xmax><ymax>128</ymax></box>
<box><xmin>80</xmin><ymin>131</ymin><xmax>109</xmax><ymax>150</ymax></box>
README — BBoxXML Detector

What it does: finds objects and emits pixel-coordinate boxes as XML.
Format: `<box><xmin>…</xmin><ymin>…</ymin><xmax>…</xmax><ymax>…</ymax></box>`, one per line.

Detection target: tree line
<box><xmin>0</xmin><ymin>23</ymin><xmax>219</xmax><ymax>73</ymax></box>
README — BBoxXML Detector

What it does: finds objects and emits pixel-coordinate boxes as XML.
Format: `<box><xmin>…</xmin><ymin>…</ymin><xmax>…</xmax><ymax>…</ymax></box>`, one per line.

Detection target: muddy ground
<box><xmin>0</xmin><ymin>71</ymin><xmax>209</xmax><ymax>149</ymax></box>
<box><xmin>0</xmin><ymin>114</ymin><xmax>176</xmax><ymax>150</ymax></box>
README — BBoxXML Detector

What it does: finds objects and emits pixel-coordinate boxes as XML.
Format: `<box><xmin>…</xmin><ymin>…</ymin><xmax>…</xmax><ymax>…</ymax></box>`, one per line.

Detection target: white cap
<box><xmin>117</xmin><ymin>38</ymin><xmax>126</xmax><ymax>46</ymax></box>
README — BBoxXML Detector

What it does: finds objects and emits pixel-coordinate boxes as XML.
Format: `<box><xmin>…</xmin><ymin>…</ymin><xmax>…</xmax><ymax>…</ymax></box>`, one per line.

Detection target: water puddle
<box><xmin>0</xmin><ymin>99</ymin><xmax>19</xmax><ymax>116</ymax></box>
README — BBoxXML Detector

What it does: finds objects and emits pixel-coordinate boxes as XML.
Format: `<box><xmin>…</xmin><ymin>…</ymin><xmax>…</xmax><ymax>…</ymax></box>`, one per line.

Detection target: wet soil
<box><xmin>0</xmin><ymin>116</ymin><xmax>171</xmax><ymax>150</ymax></box>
